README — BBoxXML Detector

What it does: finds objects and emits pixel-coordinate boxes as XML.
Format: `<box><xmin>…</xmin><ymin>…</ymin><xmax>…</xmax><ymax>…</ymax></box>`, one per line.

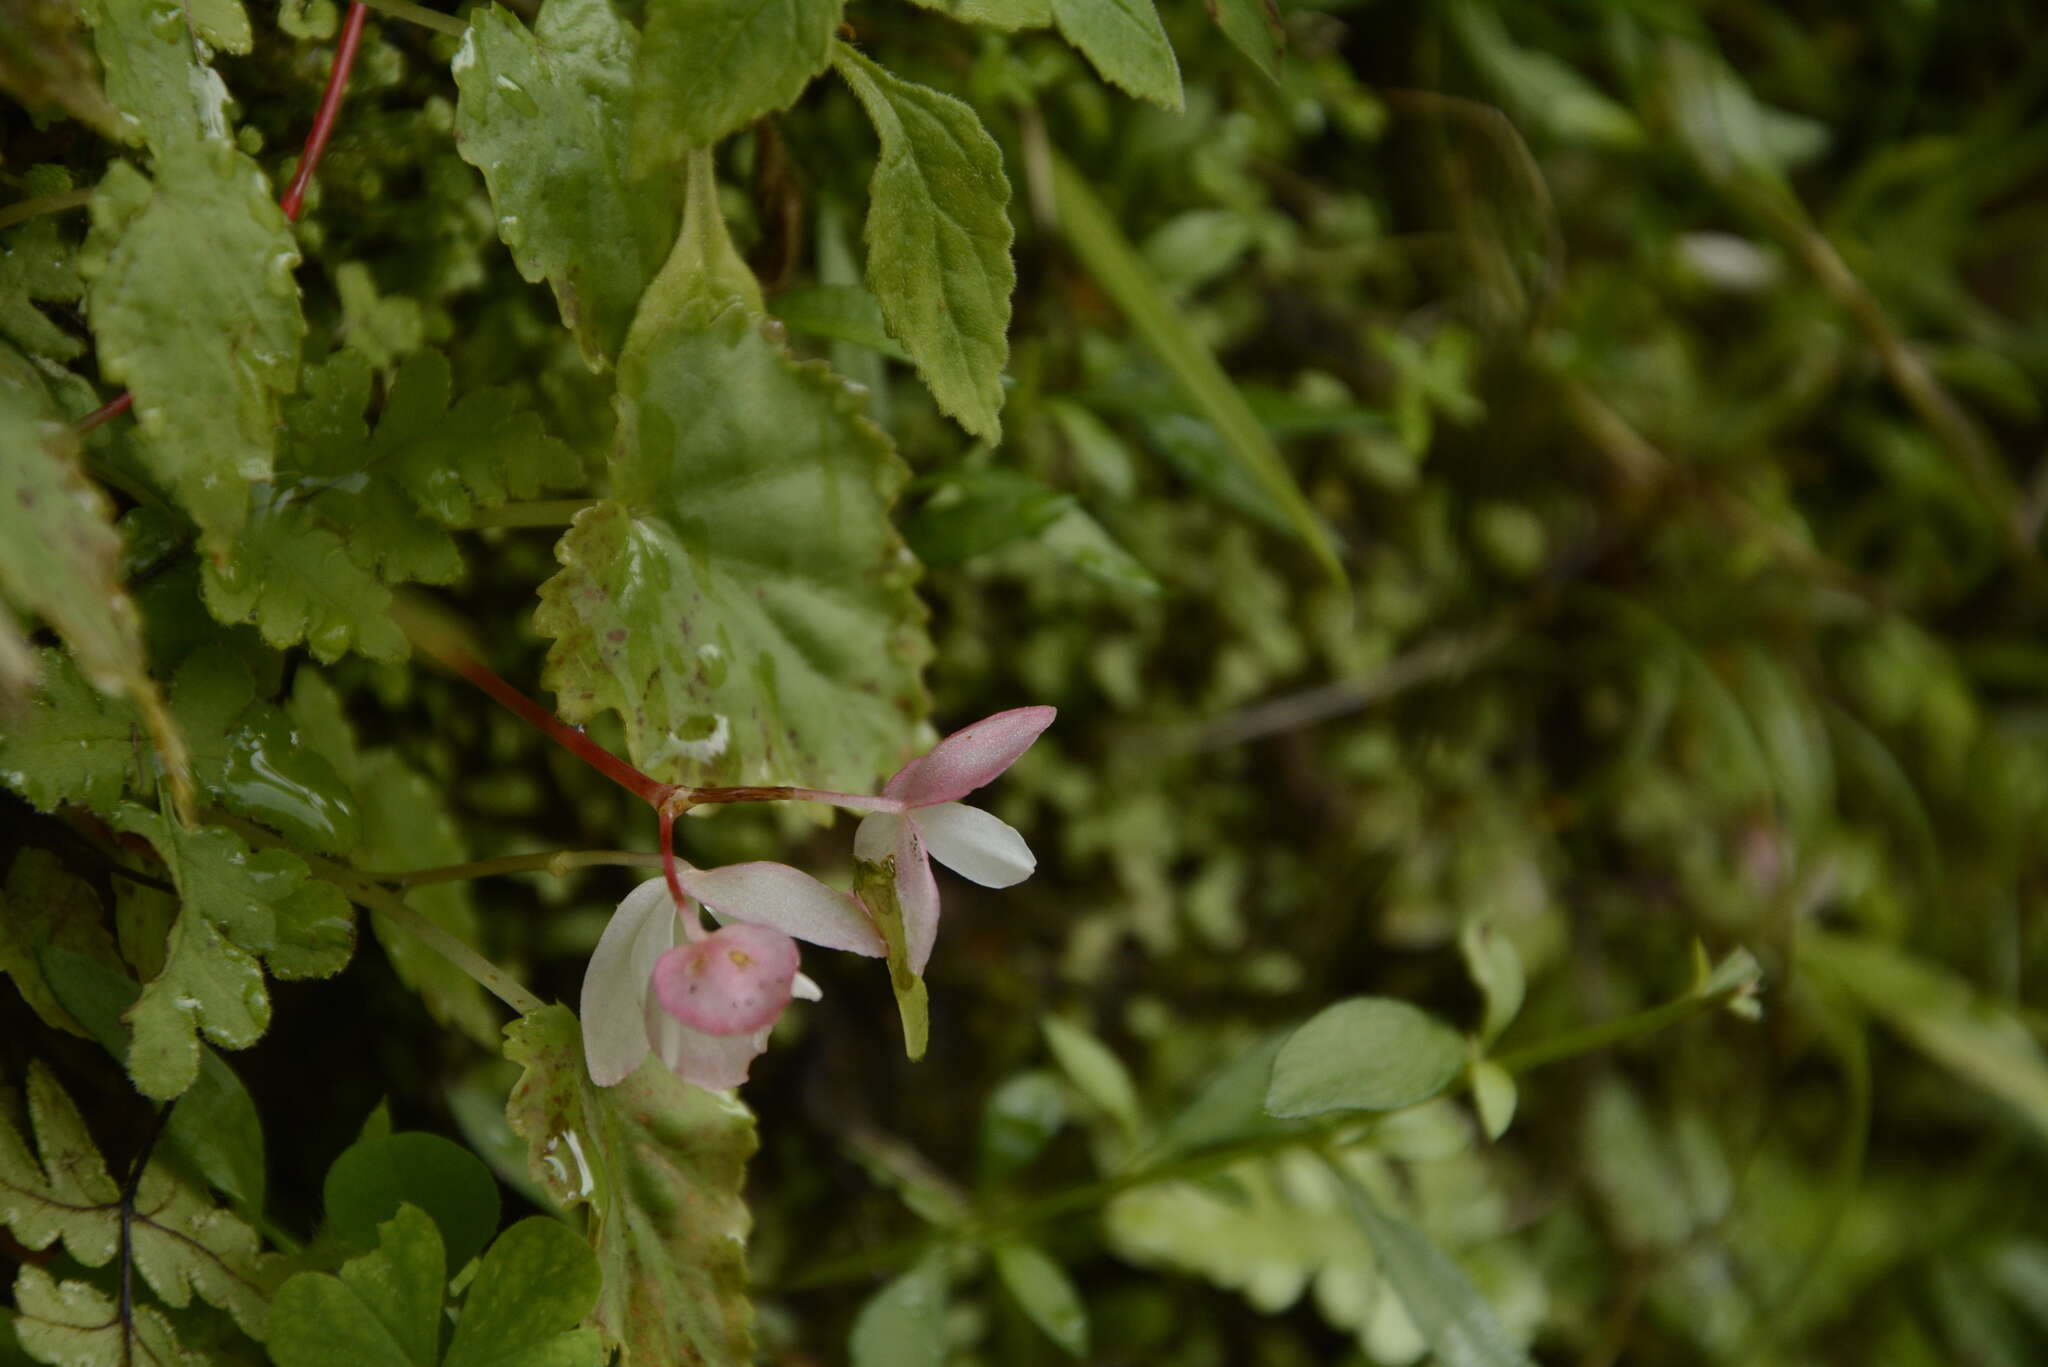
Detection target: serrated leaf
<box><xmin>1210</xmin><ymin>0</ymin><xmax>1282</xmax><ymax>82</ymax></box>
<box><xmin>0</xmin><ymin>1063</ymin><xmax>284</xmax><ymax>1342</ymax></box>
<box><xmin>505</xmin><ymin>1005</ymin><xmax>756</xmax><ymax>1367</ymax></box>
<box><xmin>849</xmin><ymin>1254</ymin><xmax>947</xmax><ymax>1367</ymax></box>
<box><xmin>1</xmin><ymin>218</ymin><xmax>89</xmax><ymax>362</ymax></box>
<box><xmin>0</xmin><ymin>647</ymin><xmax>143</xmax><ymax>812</ymax></box>
<box><xmin>1338</xmin><ymin>1173</ymin><xmax>1535</xmax><ymax>1367</ymax></box>
<box><xmin>903</xmin><ymin>0</ymin><xmax>1049</xmax><ymax>30</ymax></box>
<box><xmin>1265</xmin><ymin>998</ymin><xmax>1467</xmax><ymax>1118</ymax></box>
<box><xmin>1050</xmin><ymin>0</ymin><xmax>1183</xmax><ymax>110</ymax></box>
<box><xmin>12</xmin><ymin>1267</ymin><xmax>200</xmax><ymax>1367</ymax></box>
<box><xmin>0</xmin><ymin>850</ymin><xmax>123</xmax><ymax>1037</ymax></box>
<box><xmin>833</xmin><ymin>45</ymin><xmax>1014</xmax><ymax>440</ymax></box>
<box><xmin>201</xmin><ymin>502</ymin><xmax>407</xmax><ymax>663</ymax></box>
<box><xmin>269</xmin><ymin>1203</ymin><xmax>445</xmax><ymax>1367</ymax></box>
<box><xmin>444</xmin><ymin>1218</ymin><xmax>605</xmax><ymax>1367</ymax></box>
<box><xmin>993</xmin><ymin>1240</ymin><xmax>1090</xmax><ymax>1355</ymax></box>
<box><xmin>125</xmin><ymin>898</ymin><xmax>268</xmax><ymax>1100</ymax></box>
<box><xmin>79</xmin><ymin>0</ymin><xmax>230</xmax><ymax>150</ymax></box>
<box><xmin>537</xmin><ymin>155</ymin><xmax>928</xmax><ymax>793</ymax></box>
<box><xmin>82</xmin><ymin>143</ymin><xmax>303</xmax><ymax>550</ymax></box>
<box><xmin>630</xmin><ymin>0</ymin><xmax>843</xmax><ymax>170</ymax></box>
<box><xmin>453</xmin><ymin>0</ymin><xmax>674</xmax><ymax>367</ymax></box>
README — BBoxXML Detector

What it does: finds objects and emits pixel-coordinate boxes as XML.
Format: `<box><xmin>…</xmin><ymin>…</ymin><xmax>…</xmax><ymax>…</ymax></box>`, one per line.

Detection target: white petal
<box><xmin>894</xmin><ymin>817</ymin><xmax>941</xmax><ymax>975</ymax></box>
<box><xmin>645</xmin><ymin>992</ymin><xmax>769</xmax><ymax>1091</ymax></box>
<box><xmin>581</xmin><ymin>879</ymin><xmax>677</xmax><ymax>1086</ymax></box>
<box><xmin>791</xmin><ymin>971</ymin><xmax>823</xmax><ymax>1002</ymax></box>
<box><xmin>682</xmin><ymin>861</ymin><xmax>884</xmax><ymax>956</ymax></box>
<box><xmin>854</xmin><ymin>811</ymin><xmax>903</xmax><ymax>864</ymax></box>
<box><xmin>916</xmin><ymin>802</ymin><xmax>1036</xmax><ymax>888</ymax></box>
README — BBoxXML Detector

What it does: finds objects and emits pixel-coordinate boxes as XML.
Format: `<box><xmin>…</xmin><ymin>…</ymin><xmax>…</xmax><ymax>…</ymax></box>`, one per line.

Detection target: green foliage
<box><xmin>505</xmin><ymin>1006</ymin><xmax>754</xmax><ymax>1367</ymax></box>
<box><xmin>834</xmin><ymin>44</ymin><xmax>1014</xmax><ymax>440</ymax></box>
<box><xmin>630</xmin><ymin>0</ymin><xmax>842</xmax><ymax>169</ymax></box>
<box><xmin>1264</xmin><ymin>998</ymin><xmax>1469</xmax><ymax>1118</ymax></box>
<box><xmin>323</xmin><ymin>1133</ymin><xmax>503</xmax><ymax>1273</ymax></box>
<box><xmin>1049</xmin><ymin>0</ymin><xmax>1182</xmax><ymax>111</ymax></box>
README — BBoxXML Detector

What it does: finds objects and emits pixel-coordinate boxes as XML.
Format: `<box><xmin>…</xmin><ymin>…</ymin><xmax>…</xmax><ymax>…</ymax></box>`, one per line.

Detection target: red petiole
<box><xmin>77</xmin><ymin>1</ymin><xmax>372</xmax><ymax>435</ymax></box>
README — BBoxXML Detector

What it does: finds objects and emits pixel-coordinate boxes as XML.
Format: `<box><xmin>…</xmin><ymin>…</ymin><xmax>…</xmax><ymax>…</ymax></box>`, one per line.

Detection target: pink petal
<box><xmin>652</xmin><ymin>922</ymin><xmax>800</xmax><ymax>1035</ymax></box>
<box><xmin>582</xmin><ymin>879</ymin><xmax>679</xmax><ymax>1087</ymax></box>
<box><xmin>884</xmin><ymin>706</ymin><xmax>1056</xmax><ymax>807</ymax></box>
<box><xmin>894</xmin><ymin>816</ymin><xmax>942</xmax><ymax>975</ymax></box>
<box><xmin>916</xmin><ymin>802</ymin><xmax>1037</xmax><ymax>888</ymax></box>
<box><xmin>644</xmin><ymin>993</ymin><xmax>770</xmax><ymax>1091</ymax></box>
<box><xmin>682</xmin><ymin>861</ymin><xmax>885</xmax><ymax>956</ymax></box>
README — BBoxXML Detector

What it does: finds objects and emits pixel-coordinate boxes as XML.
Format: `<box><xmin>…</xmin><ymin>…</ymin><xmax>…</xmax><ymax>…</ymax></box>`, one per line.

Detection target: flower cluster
<box><xmin>582</xmin><ymin>706</ymin><xmax>1055</xmax><ymax>1090</ymax></box>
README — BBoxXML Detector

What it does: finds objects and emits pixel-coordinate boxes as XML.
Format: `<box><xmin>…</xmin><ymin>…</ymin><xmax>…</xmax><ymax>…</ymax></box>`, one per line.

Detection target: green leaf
<box><xmin>1050</xmin><ymin>0</ymin><xmax>1182</xmax><ymax>111</ymax></box>
<box><xmin>0</xmin><ymin>647</ymin><xmax>142</xmax><ymax>812</ymax></box>
<box><xmin>849</xmin><ymin>1253</ymin><xmax>947</xmax><ymax>1367</ymax></box>
<box><xmin>630</xmin><ymin>0</ymin><xmax>843</xmax><ymax>170</ymax></box>
<box><xmin>1459</xmin><ymin>920</ymin><xmax>1524</xmax><ymax>1047</ymax></box>
<box><xmin>504</xmin><ymin>1005</ymin><xmax>756</xmax><ymax>1367</ymax></box>
<box><xmin>323</xmin><ymin>1133</ymin><xmax>503</xmax><ymax>1274</ymax></box>
<box><xmin>905</xmin><ymin>468</ymin><xmax>1073</xmax><ymax>567</ymax></box>
<box><xmin>855</xmin><ymin>855</ymin><xmax>930</xmax><ymax>1059</ymax></box>
<box><xmin>1035</xmin><ymin>505</ymin><xmax>1161</xmax><ymax>596</ymax></box>
<box><xmin>902</xmin><ymin>0</ymin><xmax>1049</xmax><ymax>30</ymax></box>
<box><xmin>833</xmin><ymin>45</ymin><xmax>1014</xmax><ymax>440</ymax></box>
<box><xmin>79</xmin><ymin>0</ymin><xmax>229</xmax><ymax>150</ymax></box>
<box><xmin>1210</xmin><ymin>0</ymin><xmax>1282</xmax><ymax>83</ymax></box>
<box><xmin>993</xmin><ymin>1240</ymin><xmax>1090</xmax><ymax>1355</ymax></box>
<box><xmin>445</xmin><ymin>1218</ymin><xmax>605</xmax><ymax>1367</ymax></box>
<box><xmin>1264</xmin><ymin>997</ymin><xmax>1467</xmax><ymax>1118</ymax></box>
<box><xmin>124</xmin><ymin>895</ymin><xmax>268</xmax><ymax>1101</ymax></box>
<box><xmin>201</xmin><ymin>502</ymin><xmax>408</xmax><ymax>663</ymax></box>
<box><xmin>453</xmin><ymin>0</ymin><xmax>674</xmax><ymax>367</ymax></box>
<box><xmin>0</xmin><ymin>1062</ymin><xmax>284</xmax><ymax>1340</ymax></box>
<box><xmin>269</xmin><ymin>1203</ymin><xmax>444</xmax><ymax>1367</ymax></box>
<box><xmin>1337</xmin><ymin>1171</ymin><xmax>1536</xmax><ymax>1367</ymax></box>
<box><xmin>0</xmin><ymin>0</ymin><xmax>123</xmax><ymax>137</ymax></box>
<box><xmin>40</xmin><ymin>945</ymin><xmax>270</xmax><ymax>1211</ymax></box>
<box><xmin>1042</xmin><ymin>1015</ymin><xmax>1142</xmax><ymax>1135</ymax></box>
<box><xmin>81</xmin><ymin>143</ymin><xmax>304</xmax><ymax>550</ymax></box>
<box><xmin>0</xmin><ymin>850</ymin><xmax>123</xmax><ymax>1037</ymax></box>
<box><xmin>1150</xmin><ymin>1030</ymin><xmax>1293</xmax><ymax>1159</ymax></box>
<box><xmin>537</xmin><ymin>154</ymin><xmax>928</xmax><ymax>793</ymax></box>
<box><xmin>1802</xmin><ymin>932</ymin><xmax>2048</xmax><ymax>1143</ymax></box>
<box><xmin>11</xmin><ymin>1267</ymin><xmax>199</xmax><ymax>1367</ymax></box>
<box><xmin>1048</xmin><ymin>153</ymin><xmax>1342</xmax><ymax>585</ymax></box>
<box><xmin>769</xmin><ymin>283</ymin><xmax>909</xmax><ymax>361</ymax></box>
<box><xmin>1446</xmin><ymin>0</ymin><xmax>1642</xmax><ymax>149</ymax></box>
<box><xmin>1470</xmin><ymin>1060</ymin><xmax>1517</xmax><ymax>1142</ymax></box>
<box><xmin>977</xmin><ymin>1070</ymin><xmax>1069</xmax><ymax>1184</ymax></box>
<box><xmin>2</xmin><ymin>217</ymin><xmax>87</xmax><ymax>364</ymax></box>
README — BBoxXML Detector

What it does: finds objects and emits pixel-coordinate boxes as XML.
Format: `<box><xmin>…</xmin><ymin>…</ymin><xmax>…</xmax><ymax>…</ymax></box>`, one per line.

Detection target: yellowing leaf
<box><xmin>834</xmin><ymin>45</ymin><xmax>1014</xmax><ymax>440</ymax></box>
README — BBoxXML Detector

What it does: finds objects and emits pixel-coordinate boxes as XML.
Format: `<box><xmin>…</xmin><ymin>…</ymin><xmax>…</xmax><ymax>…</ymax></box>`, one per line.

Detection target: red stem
<box><xmin>78</xmin><ymin>2</ymin><xmax>371</xmax><ymax>432</ymax></box>
<box><xmin>658</xmin><ymin>805</ymin><xmax>692</xmax><ymax>922</ymax></box>
<box><xmin>449</xmin><ymin>653</ymin><xmax>672</xmax><ymax>808</ymax></box>
<box><xmin>279</xmin><ymin>2</ymin><xmax>369</xmax><ymax>223</ymax></box>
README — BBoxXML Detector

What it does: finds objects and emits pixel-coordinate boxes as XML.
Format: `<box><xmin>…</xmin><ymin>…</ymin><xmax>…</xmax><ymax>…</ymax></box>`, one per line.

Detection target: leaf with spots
<box><xmin>536</xmin><ymin>151</ymin><xmax>929</xmax><ymax>793</ymax></box>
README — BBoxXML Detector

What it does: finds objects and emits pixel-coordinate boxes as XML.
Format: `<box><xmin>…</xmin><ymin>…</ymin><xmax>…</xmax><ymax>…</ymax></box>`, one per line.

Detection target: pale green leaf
<box><xmin>505</xmin><ymin>1005</ymin><xmax>756</xmax><ymax>1367</ymax></box>
<box><xmin>201</xmin><ymin>502</ymin><xmax>408</xmax><ymax>663</ymax></box>
<box><xmin>1036</xmin><ymin>505</ymin><xmax>1161</xmax><ymax>596</ymax></box>
<box><xmin>994</xmin><ymin>1240</ymin><xmax>1090</xmax><ymax>1355</ymax></box>
<box><xmin>0</xmin><ymin>647</ymin><xmax>142</xmax><ymax>812</ymax></box>
<box><xmin>1265</xmin><ymin>997</ymin><xmax>1467</xmax><ymax>1118</ymax></box>
<box><xmin>12</xmin><ymin>1267</ymin><xmax>200</xmax><ymax>1367</ymax></box>
<box><xmin>0</xmin><ymin>1063</ymin><xmax>284</xmax><ymax>1341</ymax></box>
<box><xmin>1459</xmin><ymin>920</ymin><xmax>1524</xmax><ymax>1047</ymax></box>
<box><xmin>453</xmin><ymin>0</ymin><xmax>674</xmax><ymax>366</ymax></box>
<box><xmin>125</xmin><ymin>897</ymin><xmax>268</xmax><ymax>1100</ymax></box>
<box><xmin>1802</xmin><ymin>932</ymin><xmax>2048</xmax><ymax>1143</ymax></box>
<box><xmin>855</xmin><ymin>855</ymin><xmax>929</xmax><ymax>1059</ymax></box>
<box><xmin>1042</xmin><ymin>1015</ymin><xmax>1142</xmax><ymax>1135</ymax></box>
<box><xmin>1150</xmin><ymin>1030</ymin><xmax>1292</xmax><ymax>1159</ymax></box>
<box><xmin>1447</xmin><ymin>0</ymin><xmax>1642</xmax><ymax>149</ymax></box>
<box><xmin>1338</xmin><ymin>1172</ymin><xmax>1536</xmax><ymax>1367</ymax></box>
<box><xmin>0</xmin><ymin>850</ymin><xmax>123</xmax><ymax>1038</ymax></box>
<box><xmin>1050</xmin><ymin>0</ymin><xmax>1182</xmax><ymax>110</ymax></box>
<box><xmin>834</xmin><ymin>45</ymin><xmax>1014</xmax><ymax>440</ymax></box>
<box><xmin>849</xmin><ymin>1254</ymin><xmax>947</xmax><ymax>1367</ymax></box>
<box><xmin>1471</xmin><ymin>1060</ymin><xmax>1517</xmax><ymax>1142</ymax></box>
<box><xmin>80</xmin><ymin>0</ymin><xmax>230</xmax><ymax>150</ymax></box>
<box><xmin>630</xmin><ymin>0</ymin><xmax>843</xmax><ymax>170</ymax></box>
<box><xmin>903</xmin><ymin>0</ymin><xmax>1049</xmax><ymax>30</ymax></box>
<box><xmin>1</xmin><ymin>217</ymin><xmax>88</xmax><ymax>362</ymax></box>
<box><xmin>537</xmin><ymin>157</ymin><xmax>928</xmax><ymax>793</ymax></box>
<box><xmin>1210</xmin><ymin>0</ymin><xmax>1282</xmax><ymax>82</ymax></box>
<box><xmin>1048</xmin><ymin>153</ymin><xmax>1342</xmax><ymax>584</ymax></box>
<box><xmin>269</xmin><ymin>1204</ymin><xmax>444</xmax><ymax>1367</ymax></box>
<box><xmin>444</xmin><ymin>1218</ymin><xmax>605</xmax><ymax>1367</ymax></box>
<box><xmin>82</xmin><ymin>143</ymin><xmax>303</xmax><ymax>550</ymax></box>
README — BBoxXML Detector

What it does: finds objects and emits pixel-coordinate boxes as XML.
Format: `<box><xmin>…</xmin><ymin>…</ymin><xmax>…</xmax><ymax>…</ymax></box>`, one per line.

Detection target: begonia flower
<box><xmin>844</xmin><ymin>706</ymin><xmax>1055</xmax><ymax>973</ymax></box>
<box><xmin>582</xmin><ymin>863</ymin><xmax>882</xmax><ymax>1090</ymax></box>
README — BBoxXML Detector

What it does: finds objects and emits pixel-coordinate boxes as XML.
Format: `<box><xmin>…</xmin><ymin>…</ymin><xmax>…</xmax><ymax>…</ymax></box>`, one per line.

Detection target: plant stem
<box><xmin>445</xmin><ymin>650</ymin><xmax>672</xmax><ymax>808</ymax></box>
<box><xmin>357</xmin><ymin>0</ymin><xmax>466</xmax><ymax>35</ymax></box>
<box><xmin>0</xmin><ymin>187</ymin><xmax>93</xmax><ymax>232</ymax></box>
<box><xmin>780</xmin><ymin>975</ymin><xmax>1755</xmax><ymax>1291</ymax></box>
<box><xmin>279</xmin><ymin>2</ymin><xmax>369</xmax><ymax>222</ymax></box>
<box><xmin>368</xmin><ymin>849</ymin><xmax>665</xmax><ymax>886</ymax></box>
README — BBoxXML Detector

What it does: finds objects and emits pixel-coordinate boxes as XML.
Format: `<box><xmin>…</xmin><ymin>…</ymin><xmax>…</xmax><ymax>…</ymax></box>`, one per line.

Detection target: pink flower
<box><xmin>582</xmin><ymin>863</ymin><xmax>882</xmax><ymax>1090</ymax></box>
<box><xmin>847</xmin><ymin>706</ymin><xmax>1056</xmax><ymax>973</ymax></box>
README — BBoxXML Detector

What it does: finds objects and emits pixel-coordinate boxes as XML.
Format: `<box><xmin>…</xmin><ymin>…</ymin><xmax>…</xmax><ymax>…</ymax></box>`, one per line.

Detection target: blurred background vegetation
<box><xmin>8</xmin><ymin>0</ymin><xmax>2048</xmax><ymax>1363</ymax></box>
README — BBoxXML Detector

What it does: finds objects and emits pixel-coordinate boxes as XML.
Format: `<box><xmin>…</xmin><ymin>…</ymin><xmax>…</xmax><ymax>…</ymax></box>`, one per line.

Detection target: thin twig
<box><xmin>279</xmin><ymin>2</ymin><xmax>369</xmax><ymax>222</ymax></box>
<box><xmin>0</xmin><ymin>187</ymin><xmax>93</xmax><ymax>233</ymax></box>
